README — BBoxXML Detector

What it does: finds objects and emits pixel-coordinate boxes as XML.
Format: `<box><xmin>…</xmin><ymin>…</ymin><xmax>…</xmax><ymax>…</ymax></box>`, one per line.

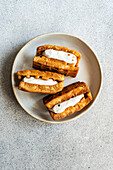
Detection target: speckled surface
<box><xmin>0</xmin><ymin>0</ymin><xmax>113</xmax><ymax>170</ymax></box>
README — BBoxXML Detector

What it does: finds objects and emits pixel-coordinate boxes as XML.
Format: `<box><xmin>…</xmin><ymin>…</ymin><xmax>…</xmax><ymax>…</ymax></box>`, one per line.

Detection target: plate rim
<box><xmin>11</xmin><ymin>32</ymin><xmax>103</xmax><ymax>124</ymax></box>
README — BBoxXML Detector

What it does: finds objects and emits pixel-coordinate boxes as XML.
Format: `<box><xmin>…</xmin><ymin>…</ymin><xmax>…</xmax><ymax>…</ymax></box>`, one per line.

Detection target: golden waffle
<box><xmin>43</xmin><ymin>82</ymin><xmax>92</xmax><ymax>120</ymax></box>
<box><xmin>17</xmin><ymin>70</ymin><xmax>64</xmax><ymax>81</ymax></box>
<box><xmin>17</xmin><ymin>70</ymin><xmax>64</xmax><ymax>94</ymax></box>
<box><xmin>33</xmin><ymin>45</ymin><xmax>81</xmax><ymax>77</ymax></box>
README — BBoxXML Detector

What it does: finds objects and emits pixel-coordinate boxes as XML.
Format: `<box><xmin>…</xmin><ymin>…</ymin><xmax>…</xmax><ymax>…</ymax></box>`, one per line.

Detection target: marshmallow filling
<box><xmin>50</xmin><ymin>94</ymin><xmax>84</xmax><ymax>113</ymax></box>
<box><xmin>23</xmin><ymin>77</ymin><xmax>58</xmax><ymax>85</ymax></box>
<box><xmin>42</xmin><ymin>49</ymin><xmax>77</xmax><ymax>65</ymax></box>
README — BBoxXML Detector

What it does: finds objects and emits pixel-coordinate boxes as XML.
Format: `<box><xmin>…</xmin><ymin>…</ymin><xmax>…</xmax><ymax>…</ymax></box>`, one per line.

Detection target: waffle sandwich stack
<box><xmin>17</xmin><ymin>45</ymin><xmax>92</xmax><ymax>120</ymax></box>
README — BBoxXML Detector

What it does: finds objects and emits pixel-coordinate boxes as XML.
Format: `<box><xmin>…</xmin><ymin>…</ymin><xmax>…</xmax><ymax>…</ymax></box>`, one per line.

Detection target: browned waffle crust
<box><xmin>17</xmin><ymin>70</ymin><xmax>64</xmax><ymax>94</ymax></box>
<box><xmin>43</xmin><ymin>82</ymin><xmax>92</xmax><ymax>120</ymax></box>
<box><xmin>17</xmin><ymin>70</ymin><xmax>64</xmax><ymax>81</ymax></box>
<box><xmin>33</xmin><ymin>45</ymin><xmax>81</xmax><ymax>77</ymax></box>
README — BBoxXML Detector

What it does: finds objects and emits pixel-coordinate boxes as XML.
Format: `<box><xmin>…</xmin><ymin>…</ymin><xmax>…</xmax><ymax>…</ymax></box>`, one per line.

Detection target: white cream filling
<box><xmin>50</xmin><ymin>94</ymin><xmax>84</xmax><ymax>113</ymax></box>
<box><xmin>23</xmin><ymin>77</ymin><xmax>57</xmax><ymax>85</ymax></box>
<box><xmin>43</xmin><ymin>49</ymin><xmax>77</xmax><ymax>64</ymax></box>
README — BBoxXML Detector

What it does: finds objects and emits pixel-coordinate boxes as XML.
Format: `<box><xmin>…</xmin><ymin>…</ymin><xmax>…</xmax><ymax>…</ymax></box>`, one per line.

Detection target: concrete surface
<box><xmin>0</xmin><ymin>0</ymin><xmax>113</xmax><ymax>170</ymax></box>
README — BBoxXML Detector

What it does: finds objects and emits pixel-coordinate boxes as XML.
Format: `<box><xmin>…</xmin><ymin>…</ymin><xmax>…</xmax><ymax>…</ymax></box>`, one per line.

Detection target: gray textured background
<box><xmin>0</xmin><ymin>0</ymin><xmax>113</xmax><ymax>170</ymax></box>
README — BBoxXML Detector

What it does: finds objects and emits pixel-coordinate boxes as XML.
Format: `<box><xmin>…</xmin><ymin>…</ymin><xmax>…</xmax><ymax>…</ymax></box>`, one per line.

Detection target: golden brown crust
<box><xmin>33</xmin><ymin>45</ymin><xmax>81</xmax><ymax>77</ymax></box>
<box><xmin>17</xmin><ymin>70</ymin><xmax>64</xmax><ymax>81</ymax></box>
<box><xmin>33</xmin><ymin>56</ymin><xmax>79</xmax><ymax>77</ymax></box>
<box><xmin>18</xmin><ymin>81</ymin><xmax>64</xmax><ymax>94</ymax></box>
<box><xmin>43</xmin><ymin>82</ymin><xmax>92</xmax><ymax>120</ymax></box>
<box><xmin>43</xmin><ymin>82</ymin><xmax>90</xmax><ymax>109</ymax></box>
<box><xmin>49</xmin><ymin>92</ymin><xmax>92</xmax><ymax>120</ymax></box>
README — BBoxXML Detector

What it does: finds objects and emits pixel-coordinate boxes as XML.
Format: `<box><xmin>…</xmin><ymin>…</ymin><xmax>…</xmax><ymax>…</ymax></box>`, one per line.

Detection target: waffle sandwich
<box><xmin>43</xmin><ymin>82</ymin><xmax>92</xmax><ymax>120</ymax></box>
<box><xmin>17</xmin><ymin>70</ymin><xmax>64</xmax><ymax>94</ymax></box>
<box><xmin>33</xmin><ymin>45</ymin><xmax>81</xmax><ymax>77</ymax></box>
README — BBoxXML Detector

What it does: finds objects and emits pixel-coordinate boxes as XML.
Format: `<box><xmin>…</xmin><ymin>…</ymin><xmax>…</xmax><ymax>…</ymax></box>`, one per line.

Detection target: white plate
<box><xmin>12</xmin><ymin>33</ymin><xmax>102</xmax><ymax>124</ymax></box>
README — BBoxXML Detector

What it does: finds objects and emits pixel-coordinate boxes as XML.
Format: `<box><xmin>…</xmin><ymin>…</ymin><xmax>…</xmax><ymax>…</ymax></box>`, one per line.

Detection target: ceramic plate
<box><xmin>12</xmin><ymin>33</ymin><xmax>102</xmax><ymax>124</ymax></box>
